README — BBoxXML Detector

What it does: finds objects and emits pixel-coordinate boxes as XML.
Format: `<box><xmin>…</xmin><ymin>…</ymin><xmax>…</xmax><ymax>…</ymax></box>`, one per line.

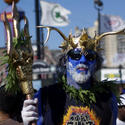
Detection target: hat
<box><xmin>119</xmin><ymin>94</ymin><xmax>125</xmax><ymax>106</ymax></box>
<box><xmin>37</xmin><ymin>26</ymin><xmax>125</xmax><ymax>53</ymax></box>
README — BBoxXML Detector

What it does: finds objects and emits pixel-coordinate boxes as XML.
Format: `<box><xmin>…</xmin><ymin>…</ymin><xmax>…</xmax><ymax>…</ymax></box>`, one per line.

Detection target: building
<box><xmin>32</xmin><ymin>44</ymin><xmax>62</xmax><ymax>88</ymax></box>
<box><xmin>88</xmin><ymin>20</ymin><xmax>125</xmax><ymax>84</ymax></box>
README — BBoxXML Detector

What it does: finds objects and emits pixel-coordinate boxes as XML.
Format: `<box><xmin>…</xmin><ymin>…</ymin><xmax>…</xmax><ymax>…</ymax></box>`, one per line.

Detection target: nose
<box><xmin>79</xmin><ymin>55</ymin><xmax>87</xmax><ymax>64</ymax></box>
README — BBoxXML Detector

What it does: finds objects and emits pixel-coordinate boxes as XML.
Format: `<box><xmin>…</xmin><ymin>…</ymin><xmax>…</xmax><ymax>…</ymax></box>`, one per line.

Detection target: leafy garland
<box><xmin>0</xmin><ymin>30</ymin><xmax>31</xmax><ymax>94</ymax></box>
<box><xmin>60</xmin><ymin>75</ymin><xmax>120</xmax><ymax>106</ymax></box>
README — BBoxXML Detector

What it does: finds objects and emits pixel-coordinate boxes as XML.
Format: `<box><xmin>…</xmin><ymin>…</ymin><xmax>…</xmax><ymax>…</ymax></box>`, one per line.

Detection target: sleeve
<box><xmin>34</xmin><ymin>88</ymin><xmax>42</xmax><ymax>125</ymax></box>
<box><xmin>111</xmin><ymin>93</ymin><xmax>118</xmax><ymax>125</ymax></box>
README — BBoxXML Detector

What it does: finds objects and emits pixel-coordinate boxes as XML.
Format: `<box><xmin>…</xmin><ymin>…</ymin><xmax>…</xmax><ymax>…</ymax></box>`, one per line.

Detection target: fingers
<box><xmin>23</xmin><ymin>105</ymin><xmax>38</xmax><ymax>112</ymax></box>
<box><xmin>21</xmin><ymin>98</ymin><xmax>39</xmax><ymax>125</ymax></box>
<box><xmin>21</xmin><ymin>110</ymin><xmax>39</xmax><ymax>121</ymax></box>
<box><xmin>23</xmin><ymin>98</ymin><xmax>38</xmax><ymax>107</ymax></box>
<box><xmin>22</xmin><ymin>111</ymin><xmax>38</xmax><ymax>117</ymax></box>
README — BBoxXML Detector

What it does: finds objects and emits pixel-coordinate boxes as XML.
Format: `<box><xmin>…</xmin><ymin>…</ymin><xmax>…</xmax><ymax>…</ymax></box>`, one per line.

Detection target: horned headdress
<box><xmin>37</xmin><ymin>26</ymin><xmax>125</xmax><ymax>53</ymax></box>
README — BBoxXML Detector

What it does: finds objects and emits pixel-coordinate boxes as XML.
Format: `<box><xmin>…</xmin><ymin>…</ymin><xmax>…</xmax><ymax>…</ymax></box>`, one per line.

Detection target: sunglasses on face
<box><xmin>67</xmin><ymin>49</ymin><xmax>97</xmax><ymax>61</ymax></box>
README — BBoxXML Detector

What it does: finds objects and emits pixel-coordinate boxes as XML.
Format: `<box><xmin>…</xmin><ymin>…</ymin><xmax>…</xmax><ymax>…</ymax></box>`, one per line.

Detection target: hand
<box><xmin>21</xmin><ymin>98</ymin><xmax>39</xmax><ymax>125</ymax></box>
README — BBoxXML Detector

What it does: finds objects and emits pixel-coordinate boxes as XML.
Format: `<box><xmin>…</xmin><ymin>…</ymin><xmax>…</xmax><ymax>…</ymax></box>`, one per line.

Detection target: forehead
<box><xmin>67</xmin><ymin>48</ymin><xmax>97</xmax><ymax>55</ymax></box>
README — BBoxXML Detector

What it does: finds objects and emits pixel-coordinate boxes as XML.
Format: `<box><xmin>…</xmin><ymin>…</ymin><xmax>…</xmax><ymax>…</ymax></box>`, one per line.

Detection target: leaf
<box><xmin>59</xmin><ymin>75</ymin><xmax>120</xmax><ymax>106</ymax></box>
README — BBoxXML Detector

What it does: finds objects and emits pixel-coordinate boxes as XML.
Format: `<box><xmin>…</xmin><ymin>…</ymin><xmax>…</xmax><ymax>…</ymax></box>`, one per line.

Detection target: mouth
<box><xmin>77</xmin><ymin>67</ymin><xmax>87</xmax><ymax>71</ymax></box>
<box><xmin>76</xmin><ymin>64</ymin><xmax>88</xmax><ymax>71</ymax></box>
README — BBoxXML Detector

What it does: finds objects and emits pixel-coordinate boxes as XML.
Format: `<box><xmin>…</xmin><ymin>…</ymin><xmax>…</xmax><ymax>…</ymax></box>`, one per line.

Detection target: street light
<box><xmin>94</xmin><ymin>0</ymin><xmax>103</xmax><ymax>35</ymax></box>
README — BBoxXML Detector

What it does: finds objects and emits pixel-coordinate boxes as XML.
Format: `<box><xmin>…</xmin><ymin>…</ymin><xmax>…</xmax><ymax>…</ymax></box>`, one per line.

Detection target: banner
<box><xmin>100</xmin><ymin>14</ymin><xmax>125</xmax><ymax>33</ymax></box>
<box><xmin>40</xmin><ymin>0</ymin><xmax>71</xmax><ymax>26</ymax></box>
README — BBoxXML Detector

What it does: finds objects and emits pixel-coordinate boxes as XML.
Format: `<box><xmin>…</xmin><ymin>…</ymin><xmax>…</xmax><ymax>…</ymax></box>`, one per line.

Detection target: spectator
<box><xmin>0</xmin><ymin>84</ymin><xmax>25</xmax><ymax>125</ymax></box>
<box><xmin>117</xmin><ymin>93</ymin><xmax>125</xmax><ymax>125</ymax></box>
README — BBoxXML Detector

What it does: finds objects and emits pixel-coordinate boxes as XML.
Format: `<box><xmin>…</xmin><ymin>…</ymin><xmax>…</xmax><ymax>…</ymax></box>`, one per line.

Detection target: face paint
<box><xmin>66</xmin><ymin>48</ymin><xmax>97</xmax><ymax>89</ymax></box>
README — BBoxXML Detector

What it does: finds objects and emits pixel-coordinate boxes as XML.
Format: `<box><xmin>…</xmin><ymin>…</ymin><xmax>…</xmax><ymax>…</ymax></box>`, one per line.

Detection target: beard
<box><xmin>67</xmin><ymin>63</ymin><xmax>91</xmax><ymax>84</ymax></box>
<box><xmin>71</xmin><ymin>70</ymin><xmax>91</xmax><ymax>84</ymax></box>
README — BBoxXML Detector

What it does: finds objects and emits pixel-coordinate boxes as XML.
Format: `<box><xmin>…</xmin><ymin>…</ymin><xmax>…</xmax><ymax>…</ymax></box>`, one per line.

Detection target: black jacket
<box><xmin>41</xmin><ymin>83</ymin><xmax>117</xmax><ymax>125</ymax></box>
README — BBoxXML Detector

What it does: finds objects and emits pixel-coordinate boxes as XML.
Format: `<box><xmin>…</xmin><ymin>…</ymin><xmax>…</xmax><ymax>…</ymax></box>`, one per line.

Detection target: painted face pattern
<box><xmin>63</xmin><ymin>106</ymin><xmax>100</xmax><ymax>125</ymax></box>
<box><xmin>66</xmin><ymin>48</ymin><xmax>97</xmax><ymax>88</ymax></box>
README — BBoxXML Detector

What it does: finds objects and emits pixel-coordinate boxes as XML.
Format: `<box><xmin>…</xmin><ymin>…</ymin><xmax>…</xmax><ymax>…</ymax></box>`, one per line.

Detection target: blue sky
<box><xmin>0</xmin><ymin>0</ymin><xmax>125</xmax><ymax>50</ymax></box>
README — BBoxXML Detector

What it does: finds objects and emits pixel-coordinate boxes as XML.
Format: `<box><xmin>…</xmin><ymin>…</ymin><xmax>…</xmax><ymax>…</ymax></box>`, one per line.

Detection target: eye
<box><xmin>85</xmin><ymin>53</ymin><xmax>96</xmax><ymax>61</ymax></box>
<box><xmin>72</xmin><ymin>53</ymin><xmax>81</xmax><ymax>60</ymax></box>
<box><xmin>67</xmin><ymin>50</ymin><xmax>82</xmax><ymax>60</ymax></box>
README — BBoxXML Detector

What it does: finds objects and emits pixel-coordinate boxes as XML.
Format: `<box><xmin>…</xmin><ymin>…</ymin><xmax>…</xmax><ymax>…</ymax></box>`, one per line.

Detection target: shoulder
<box><xmin>33</xmin><ymin>84</ymin><xmax>64</xmax><ymax>99</ymax></box>
<box><xmin>41</xmin><ymin>83</ymin><xmax>64</xmax><ymax>95</ymax></box>
<box><xmin>34</xmin><ymin>88</ymin><xmax>41</xmax><ymax>98</ymax></box>
<box><xmin>41</xmin><ymin>83</ymin><xmax>66</xmax><ymax>104</ymax></box>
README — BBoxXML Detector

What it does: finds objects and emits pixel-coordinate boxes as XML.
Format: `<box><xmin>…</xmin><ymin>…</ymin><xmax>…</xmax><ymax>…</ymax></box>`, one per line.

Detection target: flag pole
<box><xmin>35</xmin><ymin>0</ymin><xmax>41</xmax><ymax>59</ymax></box>
<box><xmin>39</xmin><ymin>1</ymin><xmax>44</xmax><ymax>60</ymax></box>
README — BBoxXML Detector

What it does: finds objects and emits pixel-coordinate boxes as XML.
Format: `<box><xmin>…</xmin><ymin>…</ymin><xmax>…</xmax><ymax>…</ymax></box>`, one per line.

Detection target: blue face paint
<box><xmin>66</xmin><ymin>48</ymin><xmax>97</xmax><ymax>89</ymax></box>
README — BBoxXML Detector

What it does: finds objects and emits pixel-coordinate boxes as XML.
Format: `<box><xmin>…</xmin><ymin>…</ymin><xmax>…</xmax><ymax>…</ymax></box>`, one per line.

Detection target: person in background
<box><xmin>117</xmin><ymin>93</ymin><xmax>125</xmax><ymax>125</ymax></box>
<box><xmin>0</xmin><ymin>84</ymin><xmax>25</xmax><ymax>125</ymax></box>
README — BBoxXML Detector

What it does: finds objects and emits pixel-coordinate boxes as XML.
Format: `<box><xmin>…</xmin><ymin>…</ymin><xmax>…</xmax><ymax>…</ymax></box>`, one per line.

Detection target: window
<box><xmin>117</xmin><ymin>35</ymin><xmax>125</xmax><ymax>53</ymax></box>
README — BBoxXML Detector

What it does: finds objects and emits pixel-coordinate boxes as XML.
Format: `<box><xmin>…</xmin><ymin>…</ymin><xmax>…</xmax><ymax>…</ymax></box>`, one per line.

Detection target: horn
<box><xmin>3</xmin><ymin>12</ymin><xmax>12</xmax><ymax>55</ymax></box>
<box><xmin>37</xmin><ymin>26</ymin><xmax>52</xmax><ymax>44</ymax></box>
<box><xmin>68</xmin><ymin>32</ymin><xmax>77</xmax><ymax>48</ymax></box>
<box><xmin>37</xmin><ymin>26</ymin><xmax>76</xmax><ymax>47</ymax></box>
<box><xmin>23</xmin><ymin>16</ymin><xmax>30</xmax><ymax>36</ymax></box>
<box><xmin>12</xmin><ymin>1</ymin><xmax>20</xmax><ymax>38</ymax></box>
<box><xmin>23</xmin><ymin>16</ymin><xmax>33</xmax><ymax>51</ymax></box>
<box><xmin>95</xmin><ymin>28</ymin><xmax>125</xmax><ymax>45</ymax></box>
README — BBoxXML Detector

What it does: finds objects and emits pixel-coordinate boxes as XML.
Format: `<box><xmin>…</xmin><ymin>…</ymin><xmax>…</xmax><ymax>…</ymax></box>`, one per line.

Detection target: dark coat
<box><xmin>41</xmin><ymin>83</ymin><xmax>117</xmax><ymax>125</ymax></box>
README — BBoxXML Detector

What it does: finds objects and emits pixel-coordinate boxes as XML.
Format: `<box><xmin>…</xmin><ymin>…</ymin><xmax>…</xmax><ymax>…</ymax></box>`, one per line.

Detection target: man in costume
<box><xmin>21</xmin><ymin>26</ymin><xmax>125</xmax><ymax>125</ymax></box>
<box><xmin>1</xmin><ymin>1</ymin><xmax>122</xmax><ymax>125</ymax></box>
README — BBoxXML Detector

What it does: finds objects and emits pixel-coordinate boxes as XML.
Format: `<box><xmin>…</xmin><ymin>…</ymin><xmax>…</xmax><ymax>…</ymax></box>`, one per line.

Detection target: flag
<box><xmin>100</xmin><ymin>14</ymin><xmax>125</xmax><ymax>33</ymax></box>
<box><xmin>40</xmin><ymin>0</ymin><xmax>71</xmax><ymax>26</ymax></box>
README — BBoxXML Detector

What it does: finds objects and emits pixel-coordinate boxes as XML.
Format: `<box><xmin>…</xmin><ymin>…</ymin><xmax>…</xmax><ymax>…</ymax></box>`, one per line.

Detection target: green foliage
<box><xmin>92</xmin><ymin>80</ymin><xmax>120</xmax><ymax>103</ymax></box>
<box><xmin>60</xmin><ymin>75</ymin><xmax>120</xmax><ymax>106</ymax></box>
<box><xmin>0</xmin><ymin>52</ymin><xmax>20</xmax><ymax>94</ymax></box>
<box><xmin>0</xmin><ymin>30</ymin><xmax>31</xmax><ymax>94</ymax></box>
<box><xmin>0</xmin><ymin>54</ymin><xmax>9</xmax><ymax>66</ymax></box>
<box><xmin>13</xmin><ymin>30</ymin><xmax>31</xmax><ymax>48</ymax></box>
<box><xmin>5</xmin><ymin>57</ymin><xmax>20</xmax><ymax>94</ymax></box>
<box><xmin>0</xmin><ymin>53</ymin><xmax>20</xmax><ymax>94</ymax></box>
<box><xmin>61</xmin><ymin>76</ymin><xmax>96</xmax><ymax>106</ymax></box>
